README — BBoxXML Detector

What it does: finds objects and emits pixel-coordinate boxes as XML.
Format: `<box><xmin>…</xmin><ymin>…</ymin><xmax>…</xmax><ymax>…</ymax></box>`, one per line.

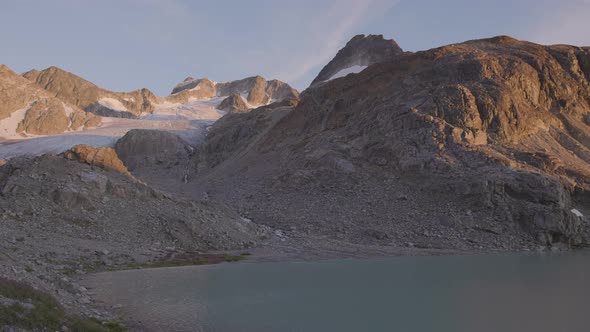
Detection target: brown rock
<box><xmin>23</xmin><ymin>66</ymin><xmax>158</xmax><ymax>118</ymax></box>
<box><xmin>245</xmin><ymin>76</ymin><xmax>269</xmax><ymax>105</ymax></box>
<box><xmin>218</xmin><ymin>94</ymin><xmax>249</xmax><ymax>113</ymax></box>
<box><xmin>64</xmin><ymin>145</ymin><xmax>131</xmax><ymax>176</ymax></box>
<box><xmin>0</xmin><ymin>64</ymin><xmax>101</xmax><ymax>135</ymax></box>
<box><xmin>16</xmin><ymin>99</ymin><xmax>69</xmax><ymax>135</ymax></box>
<box><xmin>69</xmin><ymin>111</ymin><xmax>101</xmax><ymax>130</ymax></box>
<box><xmin>165</xmin><ymin>78</ymin><xmax>217</xmax><ymax>104</ymax></box>
<box><xmin>190</xmin><ymin>35</ymin><xmax>590</xmax><ymax>247</ymax></box>
<box><xmin>114</xmin><ymin>129</ymin><xmax>193</xmax><ymax>171</ymax></box>
<box><xmin>168</xmin><ymin>75</ymin><xmax>299</xmax><ymax>107</ymax></box>
<box><xmin>309</xmin><ymin>34</ymin><xmax>404</xmax><ymax>87</ymax></box>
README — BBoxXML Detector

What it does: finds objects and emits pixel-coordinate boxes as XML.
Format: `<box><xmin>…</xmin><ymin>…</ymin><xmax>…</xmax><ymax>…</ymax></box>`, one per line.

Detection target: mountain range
<box><xmin>0</xmin><ymin>64</ymin><xmax>299</xmax><ymax>141</ymax></box>
<box><xmin>1</xmin><ymin>33</ymin><xmax>590</xmax><ymax>329</ymax></box>
<box><xmin>184</xmin><ymin>35</ymin><xmax>590</xmax><ymax>250</ymax></box>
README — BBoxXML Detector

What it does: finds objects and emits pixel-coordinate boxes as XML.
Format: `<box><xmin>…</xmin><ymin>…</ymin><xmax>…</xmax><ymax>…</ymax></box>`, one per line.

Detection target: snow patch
<box><xmin>0</xmin><ymin>135</ymin><xmax>119</xmax><ymax>159</ymax></box>
<box><xmin>328</xmin><ymin>65</ymin><xmax>368</xmax><ymax>81</ymax></box>
<box><xmin>239</xmin><ymin>92</ymin><xmax>266</xmax><ymax>109</ymax></box>
<box><xmin>98</xmin><ymin>98</ymin><xmax>128</xmax><ymax>112</ymax></box>
<box><xmin>63</xmin><ymin>103</ymin><xmax>76</xmax><ymax>116</ymax></box>
<box><xmin>241</xmin><ymin>93</ymin><xmax>260</xmax><ymax>109</ymax></box>
<box><xmin>571</xmin><ymin>209</ymin><xmax>584</xmax><ymax>218</ymax></box>
<box><xmin>0</xmin><ymin>106</ymin><xmax>29</xmax><ymax>138</ymax></box>
<box><xmin>174</xmin><ymin>78</ymin><xmax>198</xmax><ymax>91</ymax></box>
<box><xmin>147</xmin><ymin>97</ymin><xmax>225</xmax><ymax>121</ymax></box>
<box><xmin>173</xmin><ymin>78</ymin><xmax>217</xmax><ymax>94</ymax></box>
<box><xmin>0</xmin><ymin>96</ymin><xmax>227</xmax><ymax>158</ymax></box>
<box><xmin>0</xmin><ymin>116</ymin><xmax>215</xmax><ymax>159</ymax></box>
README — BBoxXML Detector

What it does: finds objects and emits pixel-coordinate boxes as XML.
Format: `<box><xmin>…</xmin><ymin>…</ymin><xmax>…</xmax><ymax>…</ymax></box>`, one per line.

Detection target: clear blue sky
<box><xmin>1</xmin><ymin>0</ymin><xmax>589</xmax><ymax>94</ymax></box>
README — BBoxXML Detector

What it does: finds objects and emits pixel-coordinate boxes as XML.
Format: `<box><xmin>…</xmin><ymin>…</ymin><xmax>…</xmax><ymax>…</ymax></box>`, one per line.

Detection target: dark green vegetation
<box><xmin>114</xmin><ymin>252</ymin><xmax>248</xmax><ymax>271</ymax></box>
<box><xmin>0</xmin><ymin>278</ymin><xmax>126</xmax><ymax>332</ymax></box>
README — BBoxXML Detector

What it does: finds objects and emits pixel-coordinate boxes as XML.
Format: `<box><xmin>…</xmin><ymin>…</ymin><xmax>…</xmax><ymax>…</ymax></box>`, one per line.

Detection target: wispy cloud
<box><xmin>1</xmin><ymin>0</ymin><xmax>400</xmax><ymax>94</ymax></box>
<box><xmin>527</xmin><ymin>0</ymin><xmax>590</xmax><ymax>46</ymax></box>
<box><xmin>271</xmin><ymin>0</ymin><xmax>400</xmax><ymax>87</ymax></box>
<box><xmin>273</xmin><ymin>1</ymin><xmax>371</xmax><ymax>82</ymax></box>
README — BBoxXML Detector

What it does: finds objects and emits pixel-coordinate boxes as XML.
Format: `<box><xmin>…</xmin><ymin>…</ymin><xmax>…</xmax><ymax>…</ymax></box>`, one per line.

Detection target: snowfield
<box><xmin>0</xmin><ymin>106</ymin><xmax>29</xmax><ymax>139</ymax></box>
<box><xmin>98</xmin><ymin>97</ymin><xmax>129</xmax><ymax>112</ymax></box>
<box><xmin>0</xmin><ymin>97</ymin><xmax>226</xmax><ymax>159</ymax></box>
<box><xmin>328</xmin><ymin>65</ymin><xmax>368</xmax><ymax>81</ymax></box>
<box><xmin>144</xmin><ymin>97</ymin><xmax>226</xmax><ymax>120</ymax></box>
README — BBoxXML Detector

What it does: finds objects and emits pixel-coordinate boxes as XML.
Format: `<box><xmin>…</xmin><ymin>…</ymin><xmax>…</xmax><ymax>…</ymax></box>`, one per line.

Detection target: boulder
<box><xmin>63</xmin><ymin>144</ymin><xmax>131</xmax><ymax>176</ymax></box>
<box><xmin>114</xmin><ymin>129</ymin><xmax>194</xmax><ymax>171</ymax></box>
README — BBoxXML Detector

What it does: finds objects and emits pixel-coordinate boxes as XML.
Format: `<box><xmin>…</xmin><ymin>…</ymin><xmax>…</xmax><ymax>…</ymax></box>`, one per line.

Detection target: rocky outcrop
<box><xmin>16</xmin><ymin>98</ymin><xmax>69</xmax><ymax>135</ymax></box>
<box><xmin>218</xmin><ymin>93</ymin><xmax>249</xmax><ymax>113</ymax></box>
<box><xmin>0</xmin><ymin>154</ymin><xmax>264</xmax><ymax>251</ymax></box>
<box><xmin>309</xmin><ymin>34</ymin><xmax>404</xmax><ymax>87</ymax></box>
<box><xmin>188</xmin><ymin>36</ymin><xmax>590</xmax><ymax>249</ymax></box>
<box><xmin>0</xmin><ymin>150</ymin><xmax>267</xmax><ymax>324</ymax></box>
<box><xmin>69</xmin><ymin>111</ymin><xmax>102</xmax><ymax>130</ymax></box>
<box><xmin>171</xmin><ymin>76</ymin><xmax>201</xmax><ymax>94</ymax></box>
<box><xmin>165</xmin><ymin>78</ymin><xmax>217</xmax><ymax>104</ymax></box>
<box><xmin>64</xmin><ymin>144</ymin><xmax>131</xmax><ymax>176</ymax></box>
<box><xmin>167</xmin><ymin>75</ymin><xmax>299</xmax><ymax>107</ymax></box>
<box><xmin>23</xmin><ymin>66</ymin><xmax>159</xmax><ymax>118</ymax></box>
<box><xmin>198</xmin><ymin>99</ymin><xmax>297</xmax><ymax>169</ymax></box>
<box><xmin>0</xmin><ymin>64</ymin><xmax>101</xmax><ymax>137</ymax></box>
<box><xmin>115</xmin><ymin>129</ymin><xmax>194</xmax><ymax>172</ymax></box>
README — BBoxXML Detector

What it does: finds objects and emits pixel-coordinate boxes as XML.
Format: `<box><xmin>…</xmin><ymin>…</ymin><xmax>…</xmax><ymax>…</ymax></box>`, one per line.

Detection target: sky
<box><xmin>1</xmin><ymin>0</ymin><xmax>589</xmax><ymax>95</ymax></box>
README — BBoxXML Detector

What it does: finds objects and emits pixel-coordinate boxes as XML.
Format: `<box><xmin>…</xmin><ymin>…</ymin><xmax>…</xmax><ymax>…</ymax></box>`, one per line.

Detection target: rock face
<box><xmin>23</xmin><ymin>66</ymin><xmax>159</xmax><ymax>118</ymax></box>
<box><xmin>0</xmin><ymin>64</ymin><xmax>101</xmax><ymax>137</ymax></box>
<box><xmin>166</xmin><ymin>78</ymin><xmax>218</xmax><ymax>104</ymax></box>
<box><xmin>0</xmin><ymin>154</ymin><xmax>263</xmax><ymax>251</ymax></box>
<box><xmin>115</xmin><ymin>129</ymin><xmax>194</xmax><ymax>172</ymax></box>
<box><xmin>64</xmin><ymin>144</ymin><xmax>131</xmax><ymax>176</ymax></box>
<box><xmin>168</xmin><ymin>75</ymin><xmax>299</xmax><ymax>107</ymax></box>
<box><xmin>0</xmin><ymin>152</ymin><xmax>266</xmax><ymax>322</ymax></box>
<box><xmin>171</xmin><ymin>77</ymin><xmax>211</xmax><ymax>95</ymax></box>
<box><xmin>309</xmin><ymin>34</ymin><xmax>404</xmax><ymax>87</ymax></box>
<box><xmin>218</xmin><ymin>93</ymin><xmax>249</xmax><ymax>113</ymax></box>
<box><xmin>198</xmin><ymin>99</ymin><xmax>298</xmax><ymax>169</ymax></box>
<box><xmin>186</xmin><ymin>35</ymin><xmax>590</xmax><ymax>249</ymax></box>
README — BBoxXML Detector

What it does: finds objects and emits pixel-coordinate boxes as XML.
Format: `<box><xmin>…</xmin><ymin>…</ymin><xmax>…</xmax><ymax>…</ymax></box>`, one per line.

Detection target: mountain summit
<box><xmin>309</xmin><ymin>34</ymin><xmax>404</xmax><ymax>87</ymax></box>
<box><xmin>0</xmin><ymin>64</ymin><xmax>100</xmax><ymax>137</ymax></box>
<box><xmin>187</xmin><ymin>36</ymin><xmax>590</xmax><ymax>249</ymax></box>
<box><xmin>23</xmin><ymin>66</ymin><xmax>159</xmax><ymax>118</ymax></box>
<box><xmin>167</xmin><ymin>75</ymin><xmax>299</xmax><ymax>108</ymax></box>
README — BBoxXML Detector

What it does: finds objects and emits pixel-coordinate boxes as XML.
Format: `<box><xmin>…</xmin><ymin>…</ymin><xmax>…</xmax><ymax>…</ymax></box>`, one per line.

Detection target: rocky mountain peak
<box><xmin>171</xmin><ymin>77</ymin><xmax>208</xmax><ymax>94</ymax></box>
<box><xmin>218</xmin><ymin>93</ymin><xmax>249</xmax><ymax>113</ymax></box>
<box><xmin>309</xmin><ymin>34</ymin><xmax>404</xmax><ymax>87</ymax></box>
<box><xmin>23</xmin><ymin>66</ymin><xmax>158</xmax><ymax>118</ymax></box>
<box><xmin>0</xmin><ymin>64</ymin><xmax>101</xmax><ymax>136</ymax></box>
<box><xmin>167</xmin><ymin>75</ymin><xmax>299</xmax><ymax>108</ymax></box>
<box><xmin>188</xmin><ymin>35</ymin><xmax>590</xmax><ymax>249</ymax></box>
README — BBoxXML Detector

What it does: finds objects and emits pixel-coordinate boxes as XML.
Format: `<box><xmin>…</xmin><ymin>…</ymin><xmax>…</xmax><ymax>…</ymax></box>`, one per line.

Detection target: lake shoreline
<box><xmin>80</xmin><ymin>234</ymin><xmax>581</xmax><ymax>331</ymax></box>
<box><xmin>82</xmin><ymin>247</ymin><xmax>590</xmax><ymax>332</ymax></box>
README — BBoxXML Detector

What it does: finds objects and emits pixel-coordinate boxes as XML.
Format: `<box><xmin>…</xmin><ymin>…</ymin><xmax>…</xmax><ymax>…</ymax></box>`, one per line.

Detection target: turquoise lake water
<box><xmin>86</xmin><ymin>251</ymin><xmax>590</xmax><ymax>332</ymax></box>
